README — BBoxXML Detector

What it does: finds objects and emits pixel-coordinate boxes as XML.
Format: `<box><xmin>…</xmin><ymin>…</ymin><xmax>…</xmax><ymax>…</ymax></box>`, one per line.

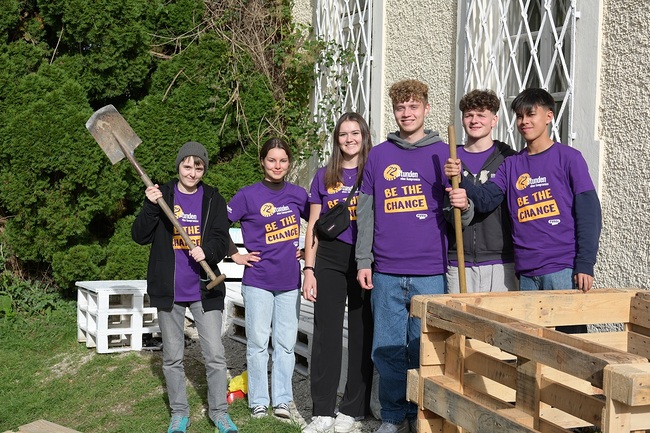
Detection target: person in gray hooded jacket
<box><xmin>355</xmin><ymin>80</ymin><xmax>473</xmax><ymax>433</ymax></box>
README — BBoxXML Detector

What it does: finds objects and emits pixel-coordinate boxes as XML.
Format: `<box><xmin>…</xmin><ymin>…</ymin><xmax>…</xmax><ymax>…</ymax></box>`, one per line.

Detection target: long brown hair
<box><xmin>324</xmin><ymin>113</ymin><xmax>372</xmax><ymax>189</ymax></box>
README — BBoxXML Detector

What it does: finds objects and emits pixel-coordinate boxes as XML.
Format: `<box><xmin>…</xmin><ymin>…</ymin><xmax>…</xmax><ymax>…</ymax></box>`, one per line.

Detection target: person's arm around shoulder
<box><xmin>301</xmin><ymin>203</ymin><xmax>321</xmax><ymax>302</ymax></box>
<box><xmin>355</xmin><ymin>192</ymin><xmax>374</xmax><ymax>290</ymax></box>
<box><xmin>573</xmin><ymin>190</ymin><xmax>602</xmax><ymax>292</ymax></box>
<box><xmin>445</xmin><ymin>158</ymin><xmax>504</xmax><ymax>213</ymax></box>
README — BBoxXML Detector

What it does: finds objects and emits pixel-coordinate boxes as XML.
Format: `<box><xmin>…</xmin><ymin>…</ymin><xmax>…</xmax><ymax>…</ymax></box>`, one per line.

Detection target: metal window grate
<box><xmin>313</xmin><ymin>0</ymin><xmax>373</xmax><ymax>153</ymax></box>
<box><xmin>460</xmin><ymin>0</ymin><xmax>576</xmax><ymax>149</ymax></box>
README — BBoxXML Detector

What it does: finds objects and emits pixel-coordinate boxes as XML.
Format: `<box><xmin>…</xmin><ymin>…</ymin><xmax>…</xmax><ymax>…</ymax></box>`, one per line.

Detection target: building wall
<box><xmin>380</xmin><ymin>0</ymin><xmax>457</xmax><ymax>141</ymax></box>
<box><xmin>294</xmin><ymin>0</ymin><xmax>650</xmax><ymax>290</ymax></box>
<box><xmin>292</xmin><ymin>0</ymin><xmax>312</xmax><ymax>29</ymax></box>
<box><xmin>597</xmin><ymin>0</ymin><xmax>650</xmax><ymax>289</ymax></box>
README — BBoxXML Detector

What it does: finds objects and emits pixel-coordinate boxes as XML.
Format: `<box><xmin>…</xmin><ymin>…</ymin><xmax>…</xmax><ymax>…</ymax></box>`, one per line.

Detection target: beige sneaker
<box><xmin>333</xmin><ymin>413</ymin><xmax>356</xmax><ymax>433</ymax></box>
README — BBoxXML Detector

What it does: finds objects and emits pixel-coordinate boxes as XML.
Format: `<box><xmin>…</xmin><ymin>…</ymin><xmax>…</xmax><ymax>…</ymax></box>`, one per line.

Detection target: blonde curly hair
<box><xmin>389</xmin><ymin>80</ymin><xmax>429</xmax><ymax>106</ymax></box>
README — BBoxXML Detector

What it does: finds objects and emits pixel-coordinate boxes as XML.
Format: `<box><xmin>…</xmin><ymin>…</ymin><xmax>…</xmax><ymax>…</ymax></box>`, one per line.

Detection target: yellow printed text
<box><xmin>384</xmin><ymin>195</ymin><xmax>428</xmax><ymax>213</ymax></box>
<box><xmin>266</xmin><ymin>224</ymin><xmax>300</xmax><ymax>244</ymax></box>
<box><xmin>518</xmin><ymin>199</ymin><xmax>560</xmax><ymax>222</ymax></box>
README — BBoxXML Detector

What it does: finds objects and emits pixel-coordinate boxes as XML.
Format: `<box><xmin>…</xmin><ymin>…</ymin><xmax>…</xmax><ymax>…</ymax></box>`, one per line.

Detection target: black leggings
<box><xmin>310</xmin><ymin>238</ymin><xmax>374</xmax><ymax>417</ymax></box>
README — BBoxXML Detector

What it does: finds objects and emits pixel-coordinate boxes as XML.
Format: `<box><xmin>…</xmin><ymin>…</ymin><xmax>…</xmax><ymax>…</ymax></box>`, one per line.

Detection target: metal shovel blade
<box><xmin>86</xmin><ymin>105</ymin><xmax>142</xmax><ymax>165</ymax></box>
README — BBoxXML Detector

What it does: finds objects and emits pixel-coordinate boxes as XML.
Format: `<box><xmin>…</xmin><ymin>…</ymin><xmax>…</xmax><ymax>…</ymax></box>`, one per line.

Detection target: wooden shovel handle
<box><xmin>118</xmin><ymin>140</ymin><xmax>225</xmax><ymax>290</ymax></box>
<box><xmin>448</xmin><ymin>125</ymin><xmax>467</xmax><ymax>294</ymax></box>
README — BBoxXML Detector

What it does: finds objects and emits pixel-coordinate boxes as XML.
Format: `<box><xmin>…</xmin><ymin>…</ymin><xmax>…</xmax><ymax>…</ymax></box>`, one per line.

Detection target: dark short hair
<box><xmin>511</xmin><ymin>88</ymin><xmax>555</xmax><ymax>115</ymax></box>
<box><xmin>459</xmin><ymin>89</ymin><xmax>500</xmax><ymax>114</ymax></box>
<box><xmin>260</xmin><ymin>137</ymin><xmax>293</xmax><ymax>163</ymax></box>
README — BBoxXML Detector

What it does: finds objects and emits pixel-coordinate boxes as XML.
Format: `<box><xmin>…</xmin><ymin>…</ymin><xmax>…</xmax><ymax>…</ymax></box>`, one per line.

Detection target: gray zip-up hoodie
<box><xmin>355</xmin><ymin>130</ymin><xmax>474</xmax><ymax>270</ymax></box>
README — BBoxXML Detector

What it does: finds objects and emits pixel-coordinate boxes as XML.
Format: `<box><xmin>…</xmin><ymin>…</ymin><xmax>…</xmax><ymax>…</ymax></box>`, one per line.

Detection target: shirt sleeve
<box><xmin>354</xmin><ymin>192</ymin><xmax>374</xmax><ymax>269</ymax></box>
<box><xmin>227</xmin><ymin>189</ymin><xmax>246</xmax><ymax>223</ymax></box>
<box><xmin>573</xmin><ymin>190</ymin><xmax>602</xmax><ymax>276</ymax></box>
<box><xmin>461</xmin><ymin>176</ymin><xmax>505</xmax><ymax>214</ymax></box>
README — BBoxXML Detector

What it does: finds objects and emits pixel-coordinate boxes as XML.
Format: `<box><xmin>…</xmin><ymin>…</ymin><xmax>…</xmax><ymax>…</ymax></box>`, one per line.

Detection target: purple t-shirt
<box><xmin>227</xmin><ymin>182</ymin><xmax>309</xmax><ymax>291</ymax></box>
<box><xmin>458</xmin><ymin>145</ymin><xmax>495</xmax><ymax>181</ymax></box>
<box><xmin>491</xmin><ymin>142</ymin><xmax>595</xmax><ymax>276</ymax></box>
<box><xmin>173</xmin><ymin>184</ymin><xmax>203</xmax><ymax>302</ymax></box>
<box><xmin>309</xmin><ymin>167</ymin><xmax>359</xmax><ymax>245</ymax></box>
<box><xmin>360</xmin><ymin>140</ymin><xmax>449</xmax><ymax>275</ymax></box>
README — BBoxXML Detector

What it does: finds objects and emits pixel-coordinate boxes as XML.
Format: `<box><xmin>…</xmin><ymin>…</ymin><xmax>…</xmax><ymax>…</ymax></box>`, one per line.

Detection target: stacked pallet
<box><xmin>407</xmin><ymin>289</ymin><xmax>650</xmax><ymax>433</ymax></box>
<box><xmin>76</xmin><ymin>280</ymin><xmax>159</xmax><ymax>353</ymax></box>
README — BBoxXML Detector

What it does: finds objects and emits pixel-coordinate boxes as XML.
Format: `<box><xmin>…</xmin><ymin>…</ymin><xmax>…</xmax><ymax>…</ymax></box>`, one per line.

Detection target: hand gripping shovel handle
<box><xmin>115</xmin><ymin>136</ymin><xmax>225</xmax><ymax>290</ymax></box>
<box><xmin>448</xmin><ymin>125</ymin><xmax>467</xmax><ymax>294</ymax></box>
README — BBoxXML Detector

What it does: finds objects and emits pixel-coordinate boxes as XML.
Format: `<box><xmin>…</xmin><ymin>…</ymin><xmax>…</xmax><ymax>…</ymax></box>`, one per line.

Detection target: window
<box><xmin>313</xmin><ymin>0</ymin><xmax>374</xmax><ymax>153</ymax></box>
<box><xmin>458</xmin><ymin>0</ymin><xmax>577</xmax><ymax>149</ymax></box>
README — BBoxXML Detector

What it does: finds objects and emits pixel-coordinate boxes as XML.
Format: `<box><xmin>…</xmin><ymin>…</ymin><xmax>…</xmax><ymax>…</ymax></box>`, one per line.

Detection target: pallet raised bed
<box><xmin>406</xmin><ymin>289</ymin><xmax>650</xmax><ymax>433</ymax></box>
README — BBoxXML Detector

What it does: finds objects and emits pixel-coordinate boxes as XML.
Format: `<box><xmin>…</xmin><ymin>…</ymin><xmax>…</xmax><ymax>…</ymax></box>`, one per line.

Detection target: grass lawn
<box><xmin>0</xmin><ymin>305</ymin><xmax>301</xmax><ymax>433</ymax></box>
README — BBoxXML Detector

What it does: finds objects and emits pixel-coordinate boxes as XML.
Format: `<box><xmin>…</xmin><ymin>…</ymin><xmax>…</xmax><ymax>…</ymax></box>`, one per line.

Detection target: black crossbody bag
<box><xmin>314</xmin><ymin>183</ymin><xmax>358</xmax><ymax>242</ymax></box>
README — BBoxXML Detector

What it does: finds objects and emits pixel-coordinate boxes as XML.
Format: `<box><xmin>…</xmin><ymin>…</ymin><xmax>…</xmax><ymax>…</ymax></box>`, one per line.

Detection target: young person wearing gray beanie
<box><xmin>132</xmin><ymin>141</ymin><xmax>238</xmax><ymax>433</ymax></box>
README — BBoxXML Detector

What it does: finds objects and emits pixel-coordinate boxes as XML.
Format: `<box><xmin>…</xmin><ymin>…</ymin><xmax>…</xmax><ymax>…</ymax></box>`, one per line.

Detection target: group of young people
<box><xmin>131</xmin><ymin>78</ymin><xmax>602</xmax><ymax>433</ymax></box>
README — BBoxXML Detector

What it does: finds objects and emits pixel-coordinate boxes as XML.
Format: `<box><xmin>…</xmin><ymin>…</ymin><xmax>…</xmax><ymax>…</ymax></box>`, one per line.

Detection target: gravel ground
<box><xmin>183</xmin><ymin>320</ymin><xmax>382</xmax><ymax>433</ymax></box>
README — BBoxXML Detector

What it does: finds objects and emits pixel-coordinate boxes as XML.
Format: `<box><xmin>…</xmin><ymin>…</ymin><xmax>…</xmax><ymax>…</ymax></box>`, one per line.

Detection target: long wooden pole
<box><xmin>115</xmin><ymin>135</ymin><xmax>225</xmax><ymax>290</ymax></box>
<box><xmin>448</xmin><ymin>125</ymin><xmax>467</xmax><ymax>293</ymax></box>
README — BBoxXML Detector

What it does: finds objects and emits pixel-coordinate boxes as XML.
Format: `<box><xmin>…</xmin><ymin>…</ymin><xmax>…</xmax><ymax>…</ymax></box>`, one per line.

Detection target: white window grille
<box><xmin>313</xmin><ymin>0</ymin><xmax>373</xmax><ymax>153</ymax></box>
<box><xmin>458</xmin><ymin>0</ymin><xmax>576</xmax><ymax>149</ymax></box>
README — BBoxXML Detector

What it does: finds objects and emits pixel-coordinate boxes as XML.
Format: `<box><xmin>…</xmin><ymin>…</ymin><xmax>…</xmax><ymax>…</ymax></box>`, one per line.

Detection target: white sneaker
<box><xmin>303</xmin><ymin>416</ymin><xmax>335</xmax><ymax>433</ymax></box>
<box><xmin>334</xmin><ymin>413</ymin><xmax>356</xmax><ymax>433</ymax></box>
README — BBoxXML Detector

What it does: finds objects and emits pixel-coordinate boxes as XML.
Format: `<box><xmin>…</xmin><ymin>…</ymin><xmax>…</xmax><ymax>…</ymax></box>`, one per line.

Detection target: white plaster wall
<box><xmin>291</xmin><ymin>1</ymin><xmax>650</xmax><ymax>292</ymax></box>
<box><xmin>380</xmin><ymin>0</ymin><xmax>456</xmax><ymax>141</ymax></box>
<box><xmin>291</xmin><ymin>0</ymin><xmax>312</xmax><ymax>29</ymax></box>
<box><xmin>596</xmin><ymin>1</ymin><xmax>650</xmax><ymax>289</ymax></box>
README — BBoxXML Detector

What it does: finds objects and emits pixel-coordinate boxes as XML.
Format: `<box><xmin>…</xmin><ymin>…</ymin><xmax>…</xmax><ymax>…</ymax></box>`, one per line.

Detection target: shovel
<box><xmin>86</xmin><ymin>105</ymin><xmax>225</xmax><ymax>290</ymax></box>
<box><xmin>448</xmin><ymin>125</ymin><xmax>467</xmax><ymax>293</ymax></box>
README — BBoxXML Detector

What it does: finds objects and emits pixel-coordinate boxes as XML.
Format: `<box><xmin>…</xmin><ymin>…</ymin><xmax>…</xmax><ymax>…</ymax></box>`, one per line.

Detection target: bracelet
<box><xmin>303</xmin><ymin>266</ymin><xmax>315</xmax><ymax>273</ymax></box>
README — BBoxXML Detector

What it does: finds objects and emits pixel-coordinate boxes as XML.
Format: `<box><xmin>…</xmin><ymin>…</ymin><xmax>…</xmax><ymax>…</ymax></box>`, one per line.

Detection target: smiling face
<box><xmin>177</xmin><ymin>156</ymin><xmax>205</xmax><ymax>193</ymax></box>
<box><xmin>261</xmin><ymin>147</ymin><xmax>290</xmax><ymax>182</ymax></box>
<box><xmin>393</xmin><ymin>98</ymin><xmax>430</xmax><ymax>142</ymax></box>
<box><xmin>337</xmin><ymin>120</ymin><xmax>363</xmax><ymax>163</ymax></box>
<box><xmin>516</xmin><ymin>104</ymin><xmax>553</xmax><ymax>145</ymax></box>
<box><xmin>462</xmin><ymin>108</ymin><xmax>498</xmax><ymax>141</ymax></box>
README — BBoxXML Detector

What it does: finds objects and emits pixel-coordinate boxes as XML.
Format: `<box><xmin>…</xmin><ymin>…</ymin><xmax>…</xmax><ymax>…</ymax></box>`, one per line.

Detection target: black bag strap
<box><xmin>343</xmin><ymin>183</ymin><xmax>359</xmax><ymax>207</ymax></box>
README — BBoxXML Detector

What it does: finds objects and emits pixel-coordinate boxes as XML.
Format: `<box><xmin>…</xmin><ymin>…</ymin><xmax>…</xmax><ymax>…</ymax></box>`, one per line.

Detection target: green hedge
<box><xmin>0</xmin><ymin>0</ymin><xmax>322</xmax><ymax>293</ymax></box>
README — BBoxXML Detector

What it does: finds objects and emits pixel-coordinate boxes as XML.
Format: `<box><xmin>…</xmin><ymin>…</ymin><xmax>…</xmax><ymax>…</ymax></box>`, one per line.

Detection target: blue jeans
<box><xmin>519</xmin><ymin>268</ymin><xmax>574</xmax><ymax>291</ymax></box>
<box><xmin>158</xmin><ymin>302</ymin><xmax>228</xmax><ymax>419</ymax></box>
<box><xmin>370</xmin><ymin>272</ymin><xmax>445</xmax><ymax>424</ymax></box>
<box><xmin>241</xmin><ymin>285</ymin><xmax>300</xmax><ymax>408</ymax></box>
<box><xmin>520</xmin><ymin>268</ymin><xmax>586</xmax><ymax>333</ymax></box>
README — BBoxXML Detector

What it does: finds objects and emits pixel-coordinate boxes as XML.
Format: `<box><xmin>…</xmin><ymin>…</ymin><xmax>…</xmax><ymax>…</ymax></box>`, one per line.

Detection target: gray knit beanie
<box><xmin>175</xmin><ymin>141</ymin><xmax>209</xmax><ymax>170</ymax></box>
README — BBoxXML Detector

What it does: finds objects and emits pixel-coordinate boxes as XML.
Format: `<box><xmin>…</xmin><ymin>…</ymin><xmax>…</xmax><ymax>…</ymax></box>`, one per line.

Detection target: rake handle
<box><xmin>117</xmin><ymin>139</ymin><xmax>224</xmax><ymax>290</ymax></box>
<box><xmin>448</xmin><ymin>125</ymin><xmax>467</xmax><ymax>294</ymax></box>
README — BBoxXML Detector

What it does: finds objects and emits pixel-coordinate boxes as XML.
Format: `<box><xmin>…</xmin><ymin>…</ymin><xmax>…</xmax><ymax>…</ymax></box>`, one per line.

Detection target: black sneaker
<box><xmin>273</xmin><ymin>402</ymin><xmax>291</xmax><ymax>419</ymax></box>
<box><xmin>251</xmin><ymin>405</ymin><xmax>268</xmax><ymax>418</ymax></box>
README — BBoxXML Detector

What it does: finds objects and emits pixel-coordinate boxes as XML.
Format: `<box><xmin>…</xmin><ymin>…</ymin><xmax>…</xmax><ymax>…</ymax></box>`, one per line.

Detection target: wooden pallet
<box><xmin>3</xmin><ymin>420</ymin><xmax>82</xmax><ymax>433</ymax></box>
<box><xmin>406</xmin><ymin>289</ymin><xmax>650</xmax><ymax>433</ymax></box>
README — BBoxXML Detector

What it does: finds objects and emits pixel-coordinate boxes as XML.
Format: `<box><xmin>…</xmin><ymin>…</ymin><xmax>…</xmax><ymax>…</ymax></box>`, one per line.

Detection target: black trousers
<box><xmin>310</xmin><ymin>238</ymin><xmax>374</xmax><ymax>417</ymax></box>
